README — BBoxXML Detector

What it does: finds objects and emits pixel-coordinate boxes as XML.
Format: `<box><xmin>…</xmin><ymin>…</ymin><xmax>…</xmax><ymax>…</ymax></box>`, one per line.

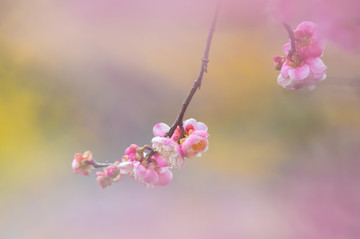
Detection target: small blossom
<box><xmin>152</xmin><ymin>136</ymin><xmax>184</xmax><ymax>168</ymax></box>
<box><xmin>105</xmin><ymin>165</ymin><xmax>119</xmax><ymax>178</ymax></box>
<box><xmin>96</xmin><ymin>172</ymin><xmax>112</xmax><ymax>189</ymax></box>
<box><xmin>181</xmin><ymin>130</ymin><xmax>209</xmax><ymax>158</ymax></box>
<box><xmin>183</xmin><ymin>118</ymin><xmax>208</xmax><ymax>133</ymax></box>
<box><xmin>72</xmin><ymin>151</ymin><xmax>94</xmax><ymax>176</ymax></box>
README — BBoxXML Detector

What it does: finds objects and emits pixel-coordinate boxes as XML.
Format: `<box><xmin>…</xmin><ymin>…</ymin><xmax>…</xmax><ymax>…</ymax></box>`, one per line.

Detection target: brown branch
<box><xmin>282</xmin><ymin>22</ymin><xmax>296</xmax><ymax>58</ymax></box>
<box><xmin>165</xmin><ymin>0</ymin><xmax>221</xmax><ymax>137</ymax></box>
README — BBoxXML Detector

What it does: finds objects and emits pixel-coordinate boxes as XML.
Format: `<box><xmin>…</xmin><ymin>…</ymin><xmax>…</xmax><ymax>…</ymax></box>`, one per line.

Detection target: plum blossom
<box><xmin>96</xmin><ymin>172</ymin><xmax>113</xmax><ymax>189</ymax></box>
<box><xmin>152</xmin><ymin>136</ymin><xmax>184</xmax><ymax>168</ymax></box>
<box><xmin>274</xmin><ymin>21</ymin><xmax>327</xmax><ymax>90</ymax></box>
<box><xmin>96</xmin><ymin>163</ymin><xmax>123</xmax><ymax>188</ymax></box>
<box><xmin>72</xmin><ymin>151</ymin><xmax>94</xmax><ymax>176</ymax></box>
<box><xmin>282</xmin><ymin>21</ymin><xmax>324</xmax><ymax>58</ymax></box>
<box><xmin>181</xmin><ymin>130</ymin><xmax>209</xmax><ymax>158</ymax></box>
<box><xmin>277</xmin><ymin>57</ymin><xmax>327</xmax><ymax>90</ymax></box>
<box><xmin>125</xmin><ymin>144</ymin><xmax>141</xmax><ymax>161</ymax></box>
<box><xmin>183</xmin><ymin>118</ymin><xmax>208</xmax><ymax>133</ymax></box>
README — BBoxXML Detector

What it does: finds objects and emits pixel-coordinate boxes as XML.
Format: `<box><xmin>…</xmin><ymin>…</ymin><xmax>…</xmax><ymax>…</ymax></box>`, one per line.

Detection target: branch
<box><xmin>282</xmin><ymin>22</ymin><xmax>296</xmax><ymax>58</ymax></box>
<box><xmin>165</xmin><ymin>0</ymin><xmax>221</xmax><ymax>137</ymax></box>
<box><xmin>89</xmin><ymin>161</ymin><xmax>114</xmax><ymax>168</ymax></box>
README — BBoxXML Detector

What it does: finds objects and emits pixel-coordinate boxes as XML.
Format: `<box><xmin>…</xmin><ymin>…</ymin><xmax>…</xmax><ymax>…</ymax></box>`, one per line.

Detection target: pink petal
<box><xmin>196</xmin><ymin>122</ymin><xmax>208</xmax><ymax>132</ymax></box>
<box><xmin>281</xmin><ymin>62</ymin><xmax>291</xmax><ymax>78</ymax></box>
<box><xmin>306</xmin><ymin>58</ymin><xmax>327</xmax><ymax>75</ymax></box>
<box><xmin>295</xmin><ymin>21</ymin><xmax>317</xmax><ymax>36</ymax></box>
<box><xmin>134</xmin><ymin>164</ymin><xmax>146</xmax><ymax>179</ymax></box>
<box><xmin>289</xmin><ymin>64</ymin><xmax>310</xmax><ymax>80</ymax></box>
<box><xmin>118</xmin><ymin>161</ymin><xmax>134</xmax><ymax>174</ymax></box>
<box><xmin>156</xmin><ymin>170</ymin><xmax>173</xmax><ymax>186</ymax></box>
<box><xmin>277</xmin><ymin>74</ymin><xmax>295</xmax><ymax>89</ymax></box>
<box><xmin>153</xmin><ymin>123</ymin><xmax>170</xmax><ymax>137</ymax></box>
<box><xmin>305</xmin><ymin>44</ymin><xmax>324</xmax><ymax>58</ymax></box>
<box><xmin>144</xmin><ymin>169</ymin><xmax>159</xmax><ymax>185</ymax></box>
<box><xmin>282</xmin><ymin>42</ymin><xmax>291</xmax><ymax>55</ymax></box>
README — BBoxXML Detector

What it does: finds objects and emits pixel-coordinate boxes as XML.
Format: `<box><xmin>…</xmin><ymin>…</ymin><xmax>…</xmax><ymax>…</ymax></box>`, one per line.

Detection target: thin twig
<box><xmin>165</xmin><ymin>0</ymin><xmax>221</xmax><ymax>137</ymax></box>
<box><xmin>282</xmin><ymin>22</ymin><xmax>296</xmax><ymax>58</ymax></box>
<box><xmin>90</xmin><ymin>161</ymin><xmax>114</xmax><ymax>168</ymax></box>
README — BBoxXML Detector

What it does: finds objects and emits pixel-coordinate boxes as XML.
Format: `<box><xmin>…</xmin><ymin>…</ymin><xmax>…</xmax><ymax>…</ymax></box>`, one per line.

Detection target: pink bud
<box><xmin>273</xmin><ymin>56</ymin><xmax>284</xmax><ymax>70</ymax></box>
<box><xmin>125</xmin><ymin>144</ymin><xmax>141</xmax><ymax>161</ymax></box>
<box><xmin>72</xmin><ymin>151</ymin><xmax>94</xmax><ymax>176</ymax></box>
<box><xmin>96</xmin><ymin>172</ymin><xmax>112</xmax><ymax>189</ymax></box>
<box><xmin>105</xmin><ymin>165</ymin><xmax>120</xmax><ymax>178</ymax></box>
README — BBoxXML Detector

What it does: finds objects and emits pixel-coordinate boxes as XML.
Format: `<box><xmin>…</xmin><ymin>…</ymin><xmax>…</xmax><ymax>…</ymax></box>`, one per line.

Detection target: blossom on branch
<box><xmin>72</xmin><ymin>151</ymin><xmax>94</xmax><ymax>176</ymax></box>
<box><xmin>274</xmin><ymin>21</ymin><xmax>327</xmax><ymax>90</ymax></box>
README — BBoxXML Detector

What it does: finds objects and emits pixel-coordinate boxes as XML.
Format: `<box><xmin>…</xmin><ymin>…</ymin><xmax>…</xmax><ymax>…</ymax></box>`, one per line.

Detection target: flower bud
<box><xmin>96</xmin><ymin>172</ymin><xmax>112</xmax><ymax>189</ymax></box>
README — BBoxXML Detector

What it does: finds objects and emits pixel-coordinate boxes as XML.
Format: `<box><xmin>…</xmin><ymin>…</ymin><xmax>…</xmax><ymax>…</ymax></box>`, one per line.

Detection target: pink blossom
<box><xmin>152</xmin><ymin>136</ymin><xmax>184</xmax><ymax>168</ymax></box>
<box><xmin>104</xmin><ymin>165</ymin><xmax>123</xmax><ymax>182</ymax></box>
<box><xmin>181</xmin><ymin>130</ymin><xmax>209</xmax><ymax>158</ymax></box>
<box><xmin>183</xmin><ymin>118</ymin><xmax>208</xmax><ymax>133</ymax></box>
<box><xmin>125</xmin><ymin>144</ymin><xmax>141</xmax><ymax>161</ymax></box>
<box><xmin>283</xmin><ymin>21</ymin><xmax>324</xmax><ymax>58</ymax></box>
<box><xmin>105</xmin><ymin>165</ymin><xmax>120</xmax><ymax>178</ymax></box>
<box><xmin>277</xmin><ymin>57</ymin><xmax>327</xmax><ymax>90</ymax></box>
<box><xmin>96</xmin><ymin>172</ymin><xmax>112</xmax><ymax>189</ymax></box>
<box><xmin>72</xmin><ymin>151</ymin><xmax>94</xmax><ymax>176</ymax></box>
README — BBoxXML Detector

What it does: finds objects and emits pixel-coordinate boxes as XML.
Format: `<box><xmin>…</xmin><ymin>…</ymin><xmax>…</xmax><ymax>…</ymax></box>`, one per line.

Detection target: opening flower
<box><xmin>152</xmin><ymin>136</ymin><xmax>184</xmax><ymax>168</ymax></box>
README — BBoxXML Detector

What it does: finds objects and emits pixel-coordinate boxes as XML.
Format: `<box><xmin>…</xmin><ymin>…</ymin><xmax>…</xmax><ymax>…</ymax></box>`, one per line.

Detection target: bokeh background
<box><xmin>1</xmin><ymin>0</ymin><xmax>360</xmax><ymax>238</ymax></box>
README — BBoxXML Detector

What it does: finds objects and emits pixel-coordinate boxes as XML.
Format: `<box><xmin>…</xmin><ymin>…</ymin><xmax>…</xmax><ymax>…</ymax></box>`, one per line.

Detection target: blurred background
<box><xmin>1</xmin><ymin>0</ymin><xmax>360</xmax><ymax>238</ymax></box>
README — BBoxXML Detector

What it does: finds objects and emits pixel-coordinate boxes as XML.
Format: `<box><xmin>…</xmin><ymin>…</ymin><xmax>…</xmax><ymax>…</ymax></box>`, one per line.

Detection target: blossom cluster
<box><xmin>273</xmin><ymin>21</ymin><xmax>327</xmax><ymax>90</ymax></box>
<box><xmin>72</xmin><ymin>118</ymin><xmax>209</xmax><ymax>188</ymax></box>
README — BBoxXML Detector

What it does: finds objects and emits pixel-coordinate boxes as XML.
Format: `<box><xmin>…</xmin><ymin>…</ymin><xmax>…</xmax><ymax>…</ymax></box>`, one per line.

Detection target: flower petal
<box><xmin>289</xmin><ymin>64</ymin><xmax>310</xmax><ymax>80</ymax></box>
<box><xmin>281</xmin><ymin>62</ymin><xmax>291</xmax><ymax>78</ymax></box>
<box><xmin>153</xmin><ymin>123</ymin><xmax>170</xmax><ymax>137</ymax></box>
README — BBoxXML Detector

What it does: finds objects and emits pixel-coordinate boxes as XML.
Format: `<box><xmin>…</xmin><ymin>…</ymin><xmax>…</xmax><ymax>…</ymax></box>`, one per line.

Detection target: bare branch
<box><xmin>165</xmin><ymin>0</ymin><xmax>221</xmax><ymax>137</ymax></box>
